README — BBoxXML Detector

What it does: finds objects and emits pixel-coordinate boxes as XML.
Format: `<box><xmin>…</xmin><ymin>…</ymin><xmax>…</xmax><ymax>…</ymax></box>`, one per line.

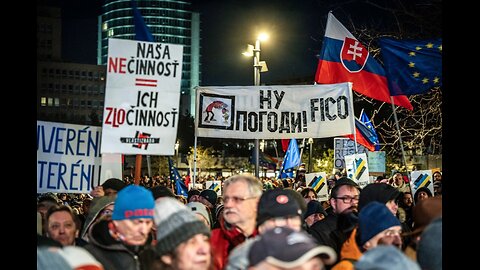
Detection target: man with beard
<box><xmin>308</xmin><ymin>177</ymin><xmax>360</xmax><ymax>259</ymax></box>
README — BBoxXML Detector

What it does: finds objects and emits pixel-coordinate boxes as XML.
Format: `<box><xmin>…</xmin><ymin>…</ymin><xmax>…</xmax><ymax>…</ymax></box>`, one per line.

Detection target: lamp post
<box><xmin>308</xmin><ymin>138</ymin><xmax>313</xmax><ymax>173</ymax></box>
<box><xmin>244</xmin><ymin>33</ymin><xmax>269</xmax><ymax>178</ymax></box>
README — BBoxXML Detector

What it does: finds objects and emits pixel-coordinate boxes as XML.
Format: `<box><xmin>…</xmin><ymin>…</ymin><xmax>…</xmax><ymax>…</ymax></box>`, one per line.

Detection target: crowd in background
<box><xmin>37</xmin><ymin>169</ymin><xmax>442</xmax><ymax>270</ymax></box>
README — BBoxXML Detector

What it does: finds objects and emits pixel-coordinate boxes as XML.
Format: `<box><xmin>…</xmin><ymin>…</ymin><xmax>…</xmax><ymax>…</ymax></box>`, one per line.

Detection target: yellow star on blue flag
<box><xmin>379</xmin><ymin>38</ymin><xmax>442</xmax><ymax>96</ymax></box>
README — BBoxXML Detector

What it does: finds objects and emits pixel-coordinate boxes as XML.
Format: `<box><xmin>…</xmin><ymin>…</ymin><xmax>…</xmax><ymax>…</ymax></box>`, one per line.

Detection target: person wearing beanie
<box><xmin>226</xmin><ymin>189</ymin><xmax>303</xmax><ymax>270</ymax></box>
<box><xmin>413</xmin><ymin>186</ymin><xmax>433</xmax><ymax>203</ymax></box>
<box><xmin>308</xmin><ymin>177</ymin><xmax>361</xmax><ymax>258</ymax></box>
<box><xmin>304</xmin><ymin>200</ymin><xmax>327</xmax><ymax>227</ymax></box>
<box><xmin>188</xmin><ymin>189</ymin><xmax>201</xmax><ymax>203</ymax></box>
<box><xmin>84</xmin><ymin>185</ymin><xmax>156</xmax><ymax>270</ymax></box>
<box><xmin>198</xmin><ymin>189</ymin><xmax>218</xmax><ymax>210</ymax></box>
<box><xmin>153</xmin><ymin>198</ymin><xmax>211</xmax><ymax>270</ymax></box>
<box><xmin>332</xmin><ymin>202</ymin><xmax>402</xmax><ymax>270</ymax></box>
<box><xmin>186</xmin><ymin>201</ymin><xmax>212</xmax><ymax>228</ymax></box>
<box><xmin>358</xmin><ymin>183</ymin><xmax>400</xmax><ymax>215</ymax></box>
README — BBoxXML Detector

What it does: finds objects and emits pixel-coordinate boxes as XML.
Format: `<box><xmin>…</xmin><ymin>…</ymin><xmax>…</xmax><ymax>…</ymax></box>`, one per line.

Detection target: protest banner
<box><xmin>195</xmin><ymin>83</ymin><xmax>354</xmax><ymax>139</ymax></box>
<box><xmin>37</xmin><ymin>121</ymin><xmax>122</xmax><ymax>193</ymax></box>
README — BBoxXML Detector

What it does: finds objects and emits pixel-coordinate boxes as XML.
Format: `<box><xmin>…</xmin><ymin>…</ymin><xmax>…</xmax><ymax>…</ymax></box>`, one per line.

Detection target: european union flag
<box><xmin>168</xmin><ymin>158</ymin><xmax>188</xmax><ymax>197</ymax></box>
<box><xmin>131</xmin><ymin>0</ymin><xmax>154</xmax><ymax>42</ymax></box>
<box><xmin>360</xmin><ymin>111</ymin><xmax>380</xmax><ymax>151</ymax></box>
<box><xmin>278</xmin><ymin>139</ymin><xmax>301</xmax><ymax>179</ymax></box>
<box><xmin>379</xmin><ymin>38</ymin><xmax>442</xmax><ymax>96</ymax></box>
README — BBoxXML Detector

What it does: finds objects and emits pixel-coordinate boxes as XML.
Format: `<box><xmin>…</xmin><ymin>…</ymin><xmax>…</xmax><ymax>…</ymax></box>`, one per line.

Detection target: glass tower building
<box><xmin>97</xmin><ymin>0</ymin><xmax>200</xmax><ymax>116</ymax></box>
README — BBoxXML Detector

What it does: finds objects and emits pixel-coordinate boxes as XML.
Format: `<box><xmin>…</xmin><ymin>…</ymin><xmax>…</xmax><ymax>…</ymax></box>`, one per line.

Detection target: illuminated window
<box><xmin>48</xmin><ymin>98</ymin><xmax>53</xmax><ymax>106</ymax></box>
<box><xmin>41</xmin><ymin>97</ymin><xmax>47</xmax><ymax>106</ymax></box>
<box><xmin>54</xmin><ymin>98</ymin><xmax>60</xmax><ymax>107</ymax></box>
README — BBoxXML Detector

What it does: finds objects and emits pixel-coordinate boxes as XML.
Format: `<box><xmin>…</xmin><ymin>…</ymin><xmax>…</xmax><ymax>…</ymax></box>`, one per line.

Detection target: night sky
<box><xmin>40</xmin><ymin>0</ymin><xmax>440</xmax><ymax>86</ymax></box>
<box><xmin>38</xmin><ymin>0</ymin><xmax>358</xmax><ymax>86</ymax></box>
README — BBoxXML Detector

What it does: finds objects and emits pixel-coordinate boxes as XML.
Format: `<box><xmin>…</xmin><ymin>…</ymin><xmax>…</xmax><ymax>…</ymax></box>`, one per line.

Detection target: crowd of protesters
<box><xmin>37</xmin><ymin>169</ymin><xmax>442</xmax><ymax>270</ymax></box>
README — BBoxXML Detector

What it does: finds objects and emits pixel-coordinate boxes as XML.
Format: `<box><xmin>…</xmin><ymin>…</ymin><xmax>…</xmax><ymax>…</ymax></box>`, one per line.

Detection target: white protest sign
<box><xmin>345</xmin><ymin>153</ymin><xmax>370</xmax><ymax>189</ymax></box>
<box><xmin>410</xmin><ymin>170</ymin><xmax>434</xmax><ymax>198</ymax></box>
<box><xmin>195</xmin><ymin>83</ymin><xmax>354</xmax><ymax>139</ymax></box>
<box><xmin>37</xmin><ymin>121</ymin><xmax>122</xmax><ymax>194</ymax></box>
<box><xmin>101</xmin><ymin>38</ymin><xmax>184</xmax><ymax>155</ymax></box>
<box><xmin>367</xmin><ymin>151</ymin><xmax>386</xmax><ymax>173</ymax></box>
<box><xmin>305</xmin><ymin>172</ymin><xmax>328</xmax><ymax>201</ymax></box>
<box><xmin>206</xmin><ymin>180</ymin><xmax>222</xmax><ymax>196</ymax></box>
<box><xmin>334</xmin><ymin>138</ymin><xmax>368</xmax><ymax>169</ymax></box>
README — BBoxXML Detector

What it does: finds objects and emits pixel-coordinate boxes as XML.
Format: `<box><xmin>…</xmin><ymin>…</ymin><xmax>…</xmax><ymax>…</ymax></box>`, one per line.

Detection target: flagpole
<box><xmin>193</xmin><ymin>86</ymin><xmax>198</xmax><ymax>188</ymax></box>
<box><xmin>134</xmin><ymin>154</ymin><xmax>142</xmax><ymax>185</ymax></box>
<box><xmin>348</xmin><ymin>83</ymin><xmax>358</xmax><ymax>154</ymax></box>
<box><xmin>193</xmin><ymin>133</ymin><xmax>198</xmax><ymax>188</ymax></box>
<box><xmin>390</xmin><ymin>96</ymin><xmax>413</xmax><ymax>190</ymax></box>
<box><xmin>299</xmin><ymin>138</ymin><xmax>306</xmax><ymax>163</ymax></box>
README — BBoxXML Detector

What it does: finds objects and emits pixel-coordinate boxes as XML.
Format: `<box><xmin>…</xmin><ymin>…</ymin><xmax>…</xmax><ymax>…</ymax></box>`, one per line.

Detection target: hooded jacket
<box><xmin>83</xmin><ymin>220</ymin><xmax>155</xmax><ymax>270</ymax></box>
<box><xmin>81</xmin><ymin>196</ymin><xmax>116</xmax><ymax>241</ymax></box>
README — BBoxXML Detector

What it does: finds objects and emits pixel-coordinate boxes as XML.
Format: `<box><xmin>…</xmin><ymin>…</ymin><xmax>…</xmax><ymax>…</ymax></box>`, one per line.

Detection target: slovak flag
<box><xmin>315</xmin><ymin>12</ymin><xmax>413</xmax><ymax>110</ymax></box>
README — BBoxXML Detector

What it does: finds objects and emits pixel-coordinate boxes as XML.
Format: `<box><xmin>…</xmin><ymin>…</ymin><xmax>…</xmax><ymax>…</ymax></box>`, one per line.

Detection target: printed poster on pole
<box><xmin>101</xmin><ymin>38</ymin><xmax>184</xmax><ymax>155</ymax></box>
<box><xmin>206</xmin><ymin>180</ymin><xmax>222</xmax><ymax>196</ymax></box>
<box><xmin>410</xmin><ymin>170</ymin><xmax>434</xmax><ymax>198</ymax></box>
<box><xmin>305</xmin><ymin>172</ymin><xmax>328</xmax><ymax>201</ymax></box>
<box><xmin>344</xmin><ymin>153</ymin><xmax>370</xmax><ymax>189</ymax></box>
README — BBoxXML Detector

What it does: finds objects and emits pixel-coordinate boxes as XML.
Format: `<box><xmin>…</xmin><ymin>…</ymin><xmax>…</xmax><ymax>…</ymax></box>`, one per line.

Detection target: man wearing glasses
<box><xmin>210</xmin><ymin>174</ymin><xmax>263</xmax><ymax>270</ymax></box>
<box><xmin>308</xmin><ymin>177</ymin><xmax>361</xmax><ymax>257</ymax></box>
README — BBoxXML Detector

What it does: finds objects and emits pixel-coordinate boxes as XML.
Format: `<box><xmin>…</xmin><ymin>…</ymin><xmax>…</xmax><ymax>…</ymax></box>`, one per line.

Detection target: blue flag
<box><xmin>360</xmin><ymin>111</ymin><xmax>380</xmax><ymax>151</ymax></box>
<box><xmin>168</xmin><ymin>158</ymin><xmax>188</xmax><ymax>197</ymax></box>
<box><xmin>131</xmin><ymin>0</ymin><xmax>154</xmax><ymax>42</ymax></box>
<box><xmin>278</xmin><ymin>139</ymin><xmax>301</xmax><ymax>179</ymax></box>
<box><xmin>379</xmin><ymin>38</ymin><xmax>442</xmax><ymax>96</ymax></box>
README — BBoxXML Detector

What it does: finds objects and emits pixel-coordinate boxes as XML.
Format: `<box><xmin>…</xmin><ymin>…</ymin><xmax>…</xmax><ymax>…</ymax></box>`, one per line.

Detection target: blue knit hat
<box><xmin>358</xmin><ymin>201</ymin><xmax>401</xmax><ymax>246</ymax></box>
<box><xmin>112</xmin><ymin>185</ymin><xmax>155</xmax><ymax>220</ymax></box>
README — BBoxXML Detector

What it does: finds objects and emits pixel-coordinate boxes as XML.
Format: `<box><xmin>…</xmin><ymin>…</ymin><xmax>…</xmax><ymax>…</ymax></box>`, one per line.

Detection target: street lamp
<box><xmin>243</xmin><ymin>33</ymin><xmax>269</xmax><ymax>178</ymax></box>
<box><xmin>308</xmin><ymin>138</ymin><xmax>313</xmax><ymax>173</ymax></box>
